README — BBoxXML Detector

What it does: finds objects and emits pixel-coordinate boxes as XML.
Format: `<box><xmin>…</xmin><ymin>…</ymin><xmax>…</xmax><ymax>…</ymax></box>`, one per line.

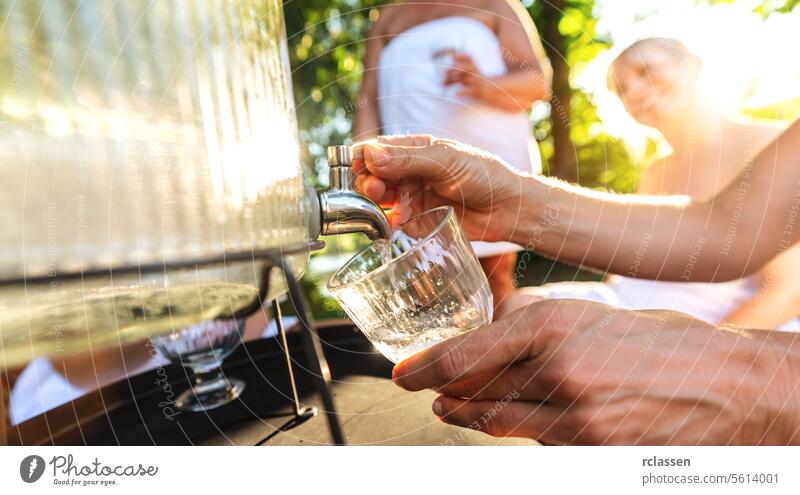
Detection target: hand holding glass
<box><xmin>329</xmin><ymin>207</ymin><xmax>493</xmax><ymax>363</ymax></box>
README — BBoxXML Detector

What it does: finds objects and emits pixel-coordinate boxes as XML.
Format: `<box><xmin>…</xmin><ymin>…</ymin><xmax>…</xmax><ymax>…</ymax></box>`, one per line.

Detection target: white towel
<box><xmin>520</xmin><ymin>276</ymin><xmax>800</xmax><ymax>331</ymax></box>
<box><xmin>378</xmin><ymin>16</ymin><xmax>541</xmax><ymax>257</ymax></box>
<box><xmin>9</xmin><ymin>357</ymin><xmax>86</xmax><ymax>425</ymax></box>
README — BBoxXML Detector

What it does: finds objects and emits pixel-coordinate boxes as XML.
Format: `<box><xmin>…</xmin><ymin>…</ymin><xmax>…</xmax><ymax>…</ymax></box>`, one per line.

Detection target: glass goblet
<box><xmin>152</xmin><ymin>318</ymin><xmax>245</xmax><ymax>412</ymax></box>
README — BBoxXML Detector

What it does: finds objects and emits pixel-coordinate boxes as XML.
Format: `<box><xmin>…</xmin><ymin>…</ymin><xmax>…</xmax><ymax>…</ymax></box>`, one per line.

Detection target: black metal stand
<box><xmin>271</xmin><ymin>257</ymin><xmax>346</xmax><ymax>445</ymax></box>
<box><xmin>272</xmin><ymin>299</ymin><xmax>314</xmax><ymax>419</ymax></box>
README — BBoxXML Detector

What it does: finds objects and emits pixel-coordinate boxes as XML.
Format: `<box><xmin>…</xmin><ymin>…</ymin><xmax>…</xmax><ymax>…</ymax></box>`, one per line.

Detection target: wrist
<box><xmin>507</xmin><ymin>175</ymin><xmax>561</xmax><ymax>248</ymax></box>
<box><xmin>727</xmin><ymin>329</ymin><xmax>800</xmax><ymax>444</ymax></box>
<box><xmin>762</xmin><ymin>334</ymin><xmax>800</xmax><ymax>444</ymax></box>
<box><xmin>473</xmin><ymin>78</ymin><xmax>493</xmax><ymax>104</ymax></box>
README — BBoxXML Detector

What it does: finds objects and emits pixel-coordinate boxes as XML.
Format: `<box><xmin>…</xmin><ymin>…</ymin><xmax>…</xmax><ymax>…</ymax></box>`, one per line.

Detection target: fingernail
<box><xmin>366</xmin><ymin>144</ymin><xmax>389</xmax><ymax>166</ymax></box>
<box><xmin>432</xmin><ymin>398</ymin><xmax>443</xmax><ymax>416</ymax></box>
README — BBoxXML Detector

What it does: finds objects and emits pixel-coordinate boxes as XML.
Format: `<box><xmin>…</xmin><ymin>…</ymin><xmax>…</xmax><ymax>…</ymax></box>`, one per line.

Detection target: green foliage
<box><xmin>554</xmin><ymin>1</ymin><xmax>609</xmax><ymax>70</ymax></box>
<box><xmin>753</xmin><ymin>0</ymin><xmax>800</xmax><ymax>16</ymax></box>
<box><xmin>284</xmin><ymin>1</ymin><xmax>382</xmax><ymax>179</ymax></box>
<box><xmin>529</xmin><ymin>0</ymin><xmax>648</xmax><ymax>192</ymax></box>
<box><xmin>702</xmin><ymin>0</ymin><xmax>800</xmax><ymax>17</ymax></box>
<box><xmin>570</xmin><ymin>91</ymin><xmax>647</xmax><ymax>192</ymax></box>
<box><xmin>533</xmin><ymin>89</ymin><xmax>647</xmax><ymax>193</ymax></box>
<box><xmin>740</xmin><ymin>95</ymin><xmax>800</xmax><ymax>122</ymax></box>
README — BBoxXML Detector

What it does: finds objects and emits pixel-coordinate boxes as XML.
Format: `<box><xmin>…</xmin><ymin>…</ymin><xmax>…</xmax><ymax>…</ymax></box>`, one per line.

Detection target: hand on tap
<box><xmin>352</xmin><ymin>135</ymin><xmax>533</xmax><ymax>238</ymax></box>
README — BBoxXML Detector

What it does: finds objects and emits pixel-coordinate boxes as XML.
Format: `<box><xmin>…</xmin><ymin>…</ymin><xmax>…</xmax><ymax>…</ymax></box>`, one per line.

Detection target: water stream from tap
<box><xmin>371</xmin><ymin>228</ymin><xmax>418</xmax><ymax>267</ymax></box>
<box><xmin>373</xmin><ymin>238</ymin><xmax>395</xmax><ymax>267</ymax></box>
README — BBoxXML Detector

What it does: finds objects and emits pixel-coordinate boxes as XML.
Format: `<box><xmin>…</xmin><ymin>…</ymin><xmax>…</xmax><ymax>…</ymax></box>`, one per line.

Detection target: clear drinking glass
<box><xmin>328</xmin><ymin>207</ymin><xmax>493</xmax><ymax>364</ymax></box>
<box><xmin>152</xmin><ymin>319</ymin><xmax>246</xmax><ymax>411</ymax></box>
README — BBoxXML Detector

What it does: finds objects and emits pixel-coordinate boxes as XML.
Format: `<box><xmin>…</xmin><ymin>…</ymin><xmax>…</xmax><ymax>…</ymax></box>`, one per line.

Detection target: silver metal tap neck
<box><xmin>327</xmin><ymin>145</ymin><xmax>352</xmax><ymax>167</ymax></box>
<box><xmin>317</xmin><ymin>144</ymin><xmax>392</xmax><ymax>241</ymax></box>
<box><xmin>327</xmin><ymin>145</ymin><xmax>353</xmax><ymax>191</ymax></box>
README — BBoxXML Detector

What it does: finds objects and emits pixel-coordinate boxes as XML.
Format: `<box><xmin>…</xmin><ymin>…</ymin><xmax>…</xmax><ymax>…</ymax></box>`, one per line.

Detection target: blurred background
<box><xmin>282</xmin><ymin>0</ymin><xmax>800</xmax><ymax>320</ymax></box>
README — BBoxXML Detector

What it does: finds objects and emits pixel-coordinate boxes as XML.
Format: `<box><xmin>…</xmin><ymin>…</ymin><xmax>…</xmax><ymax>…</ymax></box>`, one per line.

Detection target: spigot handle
<box><xmin>326</xmin><ymin>145</ymin><xmax>352</xmax><ymax>167</ymax></box>
<box><xmin>316</xmin><ymin>143</ymin><xmax>393</xmax><ymax>240</ymax></box>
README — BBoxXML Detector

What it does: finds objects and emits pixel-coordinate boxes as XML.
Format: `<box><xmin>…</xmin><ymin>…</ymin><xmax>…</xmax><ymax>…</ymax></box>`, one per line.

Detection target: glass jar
<box><xmin>0</xmin><ymin>0</ymin><xmax>312</xmax><ymax>368</ymax></box>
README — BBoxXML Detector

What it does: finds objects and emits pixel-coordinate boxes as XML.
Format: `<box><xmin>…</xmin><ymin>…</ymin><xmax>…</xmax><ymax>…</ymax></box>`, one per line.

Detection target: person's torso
<box><xmin>649</xmin><ymin>122</ymin><xmax>784</xmax><ymax>199</ymax></box>
<box><xmin>378</xmin><ymin>3</ymin><xmax>499</xmax><ymax>42</ymax></box>
<box><xmin>376</xmin><ymin>13</ymin><xmax>540</xmax><ymax>173</ymax></box>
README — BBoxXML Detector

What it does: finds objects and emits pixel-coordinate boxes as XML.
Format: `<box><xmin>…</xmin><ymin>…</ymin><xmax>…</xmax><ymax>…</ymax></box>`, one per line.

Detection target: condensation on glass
<box><xmin>0</xmin><ymin>0</ymin><xmax>311</xmax><ymax>367</ymax></box>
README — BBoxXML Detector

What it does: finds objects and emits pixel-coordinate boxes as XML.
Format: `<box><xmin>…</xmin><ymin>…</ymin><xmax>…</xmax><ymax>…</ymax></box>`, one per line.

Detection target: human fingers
<box><xmin>457</xmin><ymin>84</ymin><xmax>481</xmax><ymax>99</ymax></box>
<box><xmin>443</xmin><ymin>67</ymin><xmax>466</xmax><ymax>85</ymax></box>
<box><xmin>433</xmin><ymin>395</ymin><xmax>569</xmax><ymax>442</ymax></box>
<box><xmin>433</xmin><ymin>364</ymin><xmax>552</xmax><ymax>402</ymax></box>
<box><xmin>360</xmin><ymin>141</ymin><xmax>466</xmax><ymax>184</ymax></box>
<box><xmin>392</xmin><ymin>304</ymin><xmax>559</xmax><ymax>391</ymax></box>
<box><xmin>355</xmin><ymin>134</ymin><xmax>435</xmax><ymax>148</ymax></box>
<box><xmin>353</xmin><ymin>173</ymin><xmax>386</xmax><ymax>202</ymax></box>
<box><xmin>452</xmin><ymin>53</ymin><xmax>477</xmax><ymax>68</ymax></box>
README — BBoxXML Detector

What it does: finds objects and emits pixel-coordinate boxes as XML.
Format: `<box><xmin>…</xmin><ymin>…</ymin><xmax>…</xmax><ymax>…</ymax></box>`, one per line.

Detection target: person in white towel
<box><xmin>354</xmin><ymin>0</ymin><xmax>552</xmax><ymax>309</ymax></box>
<box><xmin>512</xmin><ymin>37</ymin><xmax>800</xmax><ymax>330</ymax></box>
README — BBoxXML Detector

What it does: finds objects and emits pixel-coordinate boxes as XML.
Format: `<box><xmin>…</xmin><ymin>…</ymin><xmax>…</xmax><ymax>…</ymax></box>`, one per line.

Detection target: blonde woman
<box><xmin>511</xmin><ymin>38</ymin><xmax>800</xmax><ymax>330</ymax></box>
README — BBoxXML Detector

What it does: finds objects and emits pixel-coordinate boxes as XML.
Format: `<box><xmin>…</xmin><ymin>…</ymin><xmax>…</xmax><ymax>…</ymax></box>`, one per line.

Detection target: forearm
<box><xmin>353</xmin><ymin>99</ymin><xmax>381</xmax><ymax>141</ymax></box>
<box><xmin>721</xmin><ymin>265</ymin><xmax>800</xmax><ymax>329</ymax></box>
<box><xmin>510</xmin><ymin>146</ymin><xmax>800</xmax><ymax>281</ymax></box>
<box><xmin>510</xmin><ymin>174</ymin><xmax>734</xmax><ymax>280</ymax></box>
<box><xmin>511</xmin><ymin>120</ymin><xmax>800</xmax><ymax>281</ymax></box>
<box><xmin>53</xmin><ymin>341</ymin><xmax>155</xmax><ymax>390</ymax></box>
<box><xmin>721</xmin><ymin>293</ymin><xmax>796</xmax><ymax>330</ymax></box>
<box><xmin>478</xmin><ymin>70</ymin><xmax>548</xmax><ymax>112</ymax></box>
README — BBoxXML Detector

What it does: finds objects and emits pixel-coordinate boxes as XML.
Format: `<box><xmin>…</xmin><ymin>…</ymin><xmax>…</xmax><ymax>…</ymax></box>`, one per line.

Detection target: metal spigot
<box><xmin>314</xmin><ymin>145</ymin><xmax>392</xmax><ymax>241</ymax></box>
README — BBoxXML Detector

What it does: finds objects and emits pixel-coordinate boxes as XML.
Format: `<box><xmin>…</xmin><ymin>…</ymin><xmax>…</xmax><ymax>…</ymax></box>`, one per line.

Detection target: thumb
<box><xmin>362</xmin><ymin>142</ymin><xmax>457</xmax><ymax>182</ymax></box>
<box><xmin>392</xmin><ymin>305</ymin><xmax>540</xmax><ymax>392</ymax></box>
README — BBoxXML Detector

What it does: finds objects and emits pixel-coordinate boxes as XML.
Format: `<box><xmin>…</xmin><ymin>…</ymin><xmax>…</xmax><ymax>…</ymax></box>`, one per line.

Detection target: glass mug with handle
<box><xmin>328</xmin><ymin>207</ymin><xmax>493</xmax><ymax>363</ymax></box>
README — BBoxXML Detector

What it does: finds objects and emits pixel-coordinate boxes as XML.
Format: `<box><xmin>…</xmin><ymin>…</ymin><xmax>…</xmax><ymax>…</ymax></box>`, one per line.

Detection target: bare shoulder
<box><xmin>729</xmin><ymin>120</ymin><xmax>785</xmax><ymax>156</ymax></box>
<box><xmin>371</xmin><ymin>3</ymin><xmax>404</xmax><ymax>35</ymax></box>
<box><xmin>488</xmin><ymin>0</ymin><xmax>523</xmax><ymax>11</ymax></box>
<box><xmin>750</xmin><ymin>121</ymin><xmax>785</xmax><ymax>148</ymax></box>
<box><xmin>488</xmin><ymin>0</ymin><xmax>528</xmax><ymax>21</ymax></box>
